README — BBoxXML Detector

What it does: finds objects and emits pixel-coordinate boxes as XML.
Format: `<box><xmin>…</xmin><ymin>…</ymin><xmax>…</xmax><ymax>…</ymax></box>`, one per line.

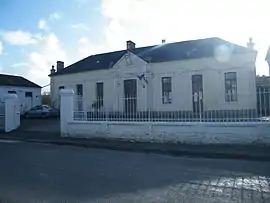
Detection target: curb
<box><xmin>1</xmin><ymin>137</ymin><xmax>270</xmax><ymax>162</ymax></box>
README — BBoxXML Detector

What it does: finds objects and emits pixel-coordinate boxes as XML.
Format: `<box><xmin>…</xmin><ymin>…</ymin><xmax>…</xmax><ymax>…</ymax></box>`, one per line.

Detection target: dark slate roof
<box><xmin>51</xmin><ymin>37</ymin><xmax>255</xmax><ymax>76</ymax></box>
<box><xmin>0</xmin><ymin>74</ymin><xmax>41</xmax><ymax>88</ymax></box>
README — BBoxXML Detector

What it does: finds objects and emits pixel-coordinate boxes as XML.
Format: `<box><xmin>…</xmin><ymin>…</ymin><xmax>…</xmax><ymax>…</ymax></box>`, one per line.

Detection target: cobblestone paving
<box><xmin>0</xmin><ymin>141</ymin><xmax>269</xmax><ymax>203</ymax></box>
<box><xmin>93</xmin><ymin>173</ymin><xmax>270</xmax><ymax>203</ymax></box>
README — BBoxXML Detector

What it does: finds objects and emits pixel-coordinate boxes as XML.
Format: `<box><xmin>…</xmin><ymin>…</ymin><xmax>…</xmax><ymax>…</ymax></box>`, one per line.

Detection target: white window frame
<box><xmin>224</xmin><ymin>72</ymin><xmax>238</xmax><ymax>102</ymax></box>
<box><xmin>162</xmin><ymin>77</ymin><xmax>172</xmax><ymax>104</ymax></box>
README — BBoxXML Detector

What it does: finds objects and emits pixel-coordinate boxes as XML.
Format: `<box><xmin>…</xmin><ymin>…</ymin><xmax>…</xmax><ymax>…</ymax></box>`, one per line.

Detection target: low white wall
<box><xmin>64</xmin><ymin>121</ymin><xmax>270</xmax><ymax>144</ymax></box>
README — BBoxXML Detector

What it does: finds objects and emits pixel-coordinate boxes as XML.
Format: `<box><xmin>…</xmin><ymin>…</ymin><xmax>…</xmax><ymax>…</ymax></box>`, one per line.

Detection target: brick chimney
<box><xmin>56</xmin><ymin>61</ymin><xmax>64</xmax><ymax>72</ymax></box>
<box><xmin>126</xmin><ymin>40</ymin><xmax>136</xmax><ymax>50</ymax></box>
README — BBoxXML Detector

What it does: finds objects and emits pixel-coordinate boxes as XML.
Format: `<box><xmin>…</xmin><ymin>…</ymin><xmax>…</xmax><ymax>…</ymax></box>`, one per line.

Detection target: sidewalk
<box><xmin>1</xmin><ymin>129</ymin><xmax>270</xmax><ymax>161</ymax></box>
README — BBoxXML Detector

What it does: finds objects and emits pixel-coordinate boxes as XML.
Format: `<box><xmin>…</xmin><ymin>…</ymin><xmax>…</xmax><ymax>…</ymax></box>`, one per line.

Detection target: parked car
<box><xmin>42</xmin><ymin>105</ymin><xmax>60</xmax><ymax>117</ymax></box>
<box><xmin>24</xmin><ymin>105</ymin><xmax>59</xmax><ymax>118</ymax></box>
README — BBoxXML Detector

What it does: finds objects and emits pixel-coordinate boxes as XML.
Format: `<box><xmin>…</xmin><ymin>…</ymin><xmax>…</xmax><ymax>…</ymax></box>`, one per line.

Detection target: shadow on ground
<box><xmin>0</xmin><ymin>142</ymin><xmax>269</xmax><ymax>202</ymax></box>
<box><xmin>1</xmin><ymin>118</ymin><xmax>61</xmax><ymax>138</ymax></box>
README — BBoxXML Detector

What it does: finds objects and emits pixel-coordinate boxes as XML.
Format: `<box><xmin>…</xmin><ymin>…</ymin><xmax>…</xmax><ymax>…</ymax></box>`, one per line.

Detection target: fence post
<box><xmin>60</xmin><ymin>89</ymin><xmax>74</xmax><ymax>137</ymax></box>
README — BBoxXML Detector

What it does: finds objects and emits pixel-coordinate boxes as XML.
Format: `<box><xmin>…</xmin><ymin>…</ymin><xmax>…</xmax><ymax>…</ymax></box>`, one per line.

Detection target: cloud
<box><xmin>38</xmin><ymin>19</ymin><xmax>49</xmax><ymax>31</ymax></box>
<box><xmin>49</xmin><ymin>12</ymin><xmax>61</xmax><ymax>21</ymax></box>
<box><xmin>25</xmin><ymin>33</ymin><xmax>68</xmax><ymax>86</ymax></box>
<box><xmin>38</xmin><ymin>12</ymin><xmax>61</xmax><ymax>31</ymax></box>
<box><xmin>0</xmin><ymin>41</ymin><xmax>3</xmax><ymax>54</ymax></box>
<box><xmin>11</xmin><ymin>62</ymin><xmax>29</xmax><ymax>68</ymax></box>
<box><xmin>77</xmin><ymin>37</ymin><xmax>104</xmax><ymax>58</ymax></box>
<box><xmin>100</xmin><ymin>0</ymin><xmax>270</xmax><ymax>75</ymax></box>
<box><xmin>78</xmin><ymin>37</ymin><xmax>92</xmax><ymax>58</ymax></box>
<box><xmin>101</xmin><ymin>0</ymin><xmax>210</xmax><ymax>48</ymax></box>
<box><xmin>1</xmin><ymin>30</ymin><xmax>37</xmax><ymax>45</ymax></box>
<box><xmin>100</xmin><ymin>0</ymin><xmax>268</xmax><ymax>46</ymax></box>
<box><xmin>71</xmin><ymin>23</ymin><xmax>90</xmax><ymax>31</ymax></box>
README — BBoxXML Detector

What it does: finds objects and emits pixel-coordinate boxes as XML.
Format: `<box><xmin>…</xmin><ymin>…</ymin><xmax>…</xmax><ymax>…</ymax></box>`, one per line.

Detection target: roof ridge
<box><xmin>0</xmin><ymin>73</ymin><xmax>23</xmax><ymax>77</ymax></box>
<box><xmin>72</xmin><ymin>37</ymin><xmax>221</xmax><ymax>59</ymax></box>
<box><xmin>51</xmin><ymin>37</ymin><xmax>253</xmax><ymax>77</ymax></box>
<box><xmin>0</xmin><ymin>74</ymin><xmax>41</xmax><ymax>88</ymax></box>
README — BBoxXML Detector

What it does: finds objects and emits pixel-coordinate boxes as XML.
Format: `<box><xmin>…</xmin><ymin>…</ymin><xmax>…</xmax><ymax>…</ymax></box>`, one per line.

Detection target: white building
<box><xmin>0</xmin><ymin>74</ymin><xmax>41</xmax><ymax>114</ymax></box>
<box><xmin>50</xmin><ymin>37</ymin><xmax>257</xmax><ymax>116</ymax></box>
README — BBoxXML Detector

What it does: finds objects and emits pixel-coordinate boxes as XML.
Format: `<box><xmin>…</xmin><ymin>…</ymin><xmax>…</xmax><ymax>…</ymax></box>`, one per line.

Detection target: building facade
<box><xmin>0</xmin><ymin>74</ymin><xmax>41</xmax><ymax>114</ymax></box>
<box><xmin>50</xmin><ymin>38</ymin><xmax>257</xmax><ymax>115</ymax></box>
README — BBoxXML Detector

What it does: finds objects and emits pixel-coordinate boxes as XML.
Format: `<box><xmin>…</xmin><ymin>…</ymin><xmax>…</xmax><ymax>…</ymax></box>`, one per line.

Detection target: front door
<box><xmin>192</xmin><ymin>75</ymin><xmax>203</xmax><ymax>113</ymax></box>
<box><xmin>124</xmin><ymin>79</ymin><xmax>137</xmax><ymax>113</ymax></box>
<box><xmin>25</xmin><ymin>92</ymin><xmax>33</xmax><ymax>112</ymax></box>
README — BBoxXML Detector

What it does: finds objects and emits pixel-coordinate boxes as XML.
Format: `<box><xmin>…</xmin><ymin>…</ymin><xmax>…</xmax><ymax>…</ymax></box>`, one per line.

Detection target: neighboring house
<box><xmin>0</xmin><ymin>74</ymin><xmax>41</xmax><ymax>114</ymax></box>
<box><xmin>256</xmin><ymin>76</ymin><xmax>270</xmax><ymax>116</ymax></box>
<box><xmin>49</xmin><ymin>37</ymin><xmax>257</xmax><ymax>115</ymax></box>
<box><xmin>256</xmin><ymin>47</ymin><xmax>270</xmax><ymax>116</ymax></box>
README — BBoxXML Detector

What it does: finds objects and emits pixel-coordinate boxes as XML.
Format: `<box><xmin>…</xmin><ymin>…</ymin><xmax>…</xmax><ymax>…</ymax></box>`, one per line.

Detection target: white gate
<box><xmin>0</xmin><ymin>94</ymin><xmax>20</xmax><ymax>132</ymax></box>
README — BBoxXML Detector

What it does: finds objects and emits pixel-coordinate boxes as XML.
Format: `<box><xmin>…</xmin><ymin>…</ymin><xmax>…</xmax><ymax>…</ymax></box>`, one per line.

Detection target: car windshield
<box><xmin>31</xmin><ymin>106</ymin><xmax>40</xmax><ymax>110</ymax></box>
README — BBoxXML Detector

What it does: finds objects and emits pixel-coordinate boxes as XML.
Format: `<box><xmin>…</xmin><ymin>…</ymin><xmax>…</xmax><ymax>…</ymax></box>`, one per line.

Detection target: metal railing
<box><xmin>73</xmin><ymin>92</ymin><xmax>270</xmax><ymax>123</ymax></box>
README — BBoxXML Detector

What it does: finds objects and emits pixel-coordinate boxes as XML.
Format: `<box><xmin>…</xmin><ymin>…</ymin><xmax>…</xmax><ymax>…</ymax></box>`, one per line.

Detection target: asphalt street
<box><xmin>0</xmin><ymin>140</ymin><xmax>269</xmax><ymax>203</ymax></box>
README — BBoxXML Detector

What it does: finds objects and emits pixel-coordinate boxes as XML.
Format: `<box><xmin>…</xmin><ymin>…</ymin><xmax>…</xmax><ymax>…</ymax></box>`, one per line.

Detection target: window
<box><xmin>75</xmin><ymin>84</ymin><xmax>83</xmax><ymax>111</ymax></box>
<box><xmin>162</xmin><ymin>77</ymin><xmax>172</xmax><ymax>104</ymax></box>
<box><xmin>58</xmin><ymin>86</ymin><xmax>65</xmax><ymax>94</ymax></box>
<box><xmin>76</xmin><ymin>84</ymin><xmax>83</xmax><ymax>97</ymax></box>
<box><xmin>96</xmin><ymin>82</ymin><xmax>104</xmax><ymax>108</ymax></box>
<box><xmin>8</xmin><ymin>90</ymin><xmax>16</xmax><ymax>94</ymax></box>
<box><xmin>25</xmin><ymin>92</ymin><xmax>33</xmax><ymax>97</ymax></box>
<box><xmin>225</xmin><ymin>72</ymin><xmax>237</xmax><ymax>102</ymax></box>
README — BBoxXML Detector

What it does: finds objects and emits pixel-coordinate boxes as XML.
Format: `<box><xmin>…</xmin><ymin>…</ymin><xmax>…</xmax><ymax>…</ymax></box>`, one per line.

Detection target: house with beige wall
<box><xmin>49</xmin><ymin>37</ymin><xmax>257</xmax><ymax>116</ymax></box>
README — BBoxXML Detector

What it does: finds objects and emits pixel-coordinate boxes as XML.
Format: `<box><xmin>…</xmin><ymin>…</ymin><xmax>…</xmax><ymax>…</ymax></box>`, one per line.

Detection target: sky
<box><xmin>0</xmin><ymin>0</ymin><xmax>270</xmax><ymax>91</ymax></box>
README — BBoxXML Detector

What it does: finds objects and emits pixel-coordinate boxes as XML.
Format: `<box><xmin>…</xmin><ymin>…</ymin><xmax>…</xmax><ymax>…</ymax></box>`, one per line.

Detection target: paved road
<box><xmin>0</xmin><ymin>140</ymin><xmax>269</xmax><ymax>203</ymax></box>
<box><xmin>19</xmin><ymin>118</ymin><xmax>60</xmax><ymax>134</ymax></box>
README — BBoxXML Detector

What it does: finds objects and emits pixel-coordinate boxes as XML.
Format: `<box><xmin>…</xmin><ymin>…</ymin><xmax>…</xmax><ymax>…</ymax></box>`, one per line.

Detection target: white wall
<box><xmin>60</xmin><ymin>87</ymin><xmax>270</xmax><ymax>145</ymax></box>
<box><xmin>65</xmin><ymin>121</ymin><xmax>270</xmax><ymax>144</ymax></box>
<box><xmin>0</xmin><ymin>86</ymin><xmax>41</xmax><ymax>113</ymax></box>
<box><xmin>51</xmin><ymin>51</ymin><xmax>257</xmax><ymax>111</ymax></box>
<box><xmin>149</xmin><ymin>52</ymin><xmax>257</xmax><ymax>111</ymax></box>
<box><xmin>51</xmin><ymin>51</ymin><xmax>148</xmax><ymax>111</ymax></box>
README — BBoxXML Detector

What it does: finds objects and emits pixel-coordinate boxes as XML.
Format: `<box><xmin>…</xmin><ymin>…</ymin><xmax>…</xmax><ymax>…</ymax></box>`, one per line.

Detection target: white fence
<box><xmin>60</xmin><ymin>89</ymin><xmax>270</xmax><ymax>144</ymax></box>
<box><xmin>72</xmin><ymin>91</ymin><xmax>270</xmax><ymax>123</ymax></box>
